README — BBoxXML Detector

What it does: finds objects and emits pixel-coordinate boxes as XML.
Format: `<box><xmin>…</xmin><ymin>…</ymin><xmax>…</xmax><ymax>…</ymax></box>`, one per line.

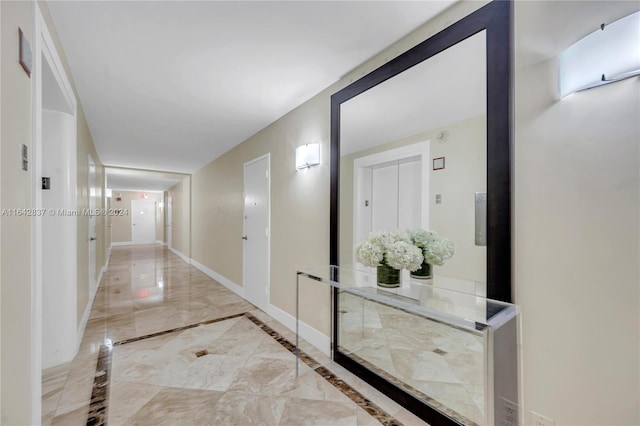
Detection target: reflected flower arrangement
<box><xmin>354</xmin><ymin>230</ymin><xmax>423</xmax><ymax>271</ymax></box>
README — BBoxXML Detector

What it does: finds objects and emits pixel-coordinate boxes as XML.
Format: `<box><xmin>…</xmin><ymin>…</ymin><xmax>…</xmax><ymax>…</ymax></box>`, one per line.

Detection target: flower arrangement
<box><xmin>406</xmin><ymin>229</ymin><xmax>455</xmax><ymax>266</ymax></box>
<box><xmin>354</xmin><ymin>230</ymin><xmax>424</xmax><ymax>272</ymax></box>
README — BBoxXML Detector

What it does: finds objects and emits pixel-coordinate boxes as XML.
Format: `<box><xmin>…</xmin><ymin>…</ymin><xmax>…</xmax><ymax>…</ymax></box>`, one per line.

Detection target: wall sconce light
<box><xmin>296</xmin><ymin>143</ymin><xmax>320</xmax><ymax>170</ymax></box>
<box><xmin>559</xmin><ymin>11</ymin><xmax>640</xmax><ymax>98</ymax></box>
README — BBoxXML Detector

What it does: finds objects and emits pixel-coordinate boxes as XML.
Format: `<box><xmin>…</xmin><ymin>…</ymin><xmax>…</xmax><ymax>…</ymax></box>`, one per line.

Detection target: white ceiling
<box><xmin>106</xmin><ymin>167</ymin><xmax>187</xmax><ymax>192</ymax></box>
<box><xmin>47</xmin><ymin>1</ymin><xmax>456</xmax><ymax>175</ymax></box>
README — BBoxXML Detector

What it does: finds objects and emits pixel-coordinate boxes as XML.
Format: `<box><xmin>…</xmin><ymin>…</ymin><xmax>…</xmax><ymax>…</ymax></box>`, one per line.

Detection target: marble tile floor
<box><xmin>338</xmin><ymin>293</ymin><xmax>485</xmax><ymax>425</ymax></box>
<box><xmin>43</xmin><ymin>245</ymin><xmax>427</xmax><ymax>426</ymax></box>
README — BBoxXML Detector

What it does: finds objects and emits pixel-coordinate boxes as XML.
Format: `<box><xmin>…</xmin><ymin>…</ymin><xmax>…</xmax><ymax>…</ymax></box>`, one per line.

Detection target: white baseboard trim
<box><xmin>190</xmin><ymin>258</ymin><xmax>244</xmax><ymax>298</ymax></box>
<box><xmin>267</xmin><ymin>303</ymin><xmax>330</xmax><ymax>357</ymax></box>
<box><xmin>111</xmin><ymin>241</ymin><xmax>162</xmax><ymax>247</ymax></box>
<box><xmin>76</xmin><ymin>264</ymin><xmax>106</xmax><ymax>349</ymax></box>
<box><xmin>169</xmin><ymin>247</ymin><xmax>192</xmax><ymax>265</ymax></box>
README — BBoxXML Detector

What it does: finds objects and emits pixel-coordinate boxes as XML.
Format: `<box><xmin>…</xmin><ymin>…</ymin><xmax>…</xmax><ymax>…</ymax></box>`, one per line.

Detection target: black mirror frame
<box><xmin>330</xmin><ymin>0</ymin><xmax>512</xmax><ymax>303</ymax></box>
<box><xmin>330</xmin><ymin>3</ymin><xmax>512</xmax><ymax>422</ymax></box>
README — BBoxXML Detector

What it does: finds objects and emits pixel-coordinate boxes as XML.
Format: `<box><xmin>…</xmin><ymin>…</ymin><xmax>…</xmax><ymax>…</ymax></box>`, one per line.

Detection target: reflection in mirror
<box><xmin>331</xmin><ymin>2</ymin><xmax>514</xmax><ymax>423</ymax></box>
<box><xmin>339</xmin><ymin>31</ymin><xmax>487</xmax><ymax>297</ymax></box>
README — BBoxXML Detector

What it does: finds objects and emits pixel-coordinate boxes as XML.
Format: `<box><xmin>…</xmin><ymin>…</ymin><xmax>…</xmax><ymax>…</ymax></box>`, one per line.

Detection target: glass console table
<box><xmin>296</xmin><ymin>266</ymin><xmax>519</xmax><ymax>426</ymax></box>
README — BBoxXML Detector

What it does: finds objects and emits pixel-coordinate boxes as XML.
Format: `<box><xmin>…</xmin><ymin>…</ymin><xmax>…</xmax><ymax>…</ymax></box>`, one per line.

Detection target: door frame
<box><xmin>166</xmin><ymin>195</ymin><xmax>173</xmax><ymax>249</ymax></box>
<box><xmin>88</xmin><ymin>154</ymin><xmax>97</xmax><ymax>298</ymax></box>
<box><xmin>31</xmin><ymin>3</ymin><xmax>78</xmax><ymax>422</ymax></box>
<box><xmin>352</xmin><ymin>141</ymin><xmax>430</xmax><ymax>257</ymax></box>
<box><xmin>242</xmin><ymin>153</ymin><xmax>271</xmax><ymax>311</ymax></box>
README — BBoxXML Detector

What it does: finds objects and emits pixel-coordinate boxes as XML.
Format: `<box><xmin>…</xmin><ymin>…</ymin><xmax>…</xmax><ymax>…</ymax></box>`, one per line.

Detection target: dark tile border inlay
<box><xmin>244</xmin><ymin>313</ymin><xmax>402</xmax><ymax>426</ymax></box>
<box><xmin>86</xmin><ymin>344</ymin><xmax>112</xmax><ymax>426</ymax></box>
<box><xmin>85</xmin><ymin>312</ymin><xmax>247</xmax><ymax>425</ymax></box>
<box><xmin>194</xmin><ymin>349</ymin><xmax>209</xmax><ymax>358</ymax></box>
<box><xmin>112</xmin><ymin>312</ymin><xmax>246</xmax><ymax>347</ymax></box>
<box><xmin>87</xmin><ymin>312</ymin><xmax>403</xmax><ymax>426</ymax></box>
<box><xmin>342</xmin><ymin>350</ymin><xmax>478</xmax><ymax>426</ymax></box>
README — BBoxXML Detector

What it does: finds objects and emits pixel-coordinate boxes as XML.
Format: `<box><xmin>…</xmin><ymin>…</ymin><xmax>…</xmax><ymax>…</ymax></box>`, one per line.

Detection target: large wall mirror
<box><xmin>329</xmin><ymin>1</ymin><xmax>512</xmax><ymax>424</ymax></box>
<box><xmin>330</xmin><ymin>0</ymin><xmax>511</xmax><ymax>302</ymax></box>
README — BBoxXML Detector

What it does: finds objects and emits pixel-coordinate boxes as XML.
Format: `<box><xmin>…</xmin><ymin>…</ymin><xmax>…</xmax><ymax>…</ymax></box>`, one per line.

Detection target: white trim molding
<box><xmin>188</xmin><ymin>256</ymin><xmax>329</xmax><ymax>356</ymax></box>
<box><xmin>110</xmin><ymin>241</ymin><xmax>165</xmax><ymax>247</ymax></box>
<box><xmin>190</xmin><ymin>258</ymin><xmax>244</xmax><ymax>298</ymax></box>
<box><xmin>268</xmin><ymin>304</ymin><xmax>331</xmax><ymax>357</ymax></box>
<box><xmin>110</xmin><ymin>241</ymin><xmax>134</xmax><ymax>246</ymax></box>
<box><xmin>31</xmin><ymin>3</ymin><xmax>79</xmax><ymax>420</ymax></box>
<box><xmin>169</xmin><ymin>247</ymin><xmax>192</xmax><ymax>266</ymax></box>
<box><xmin>76</xmin><ymin>263</ymin><xmax>107</xmax><ymax>348</ymax></box>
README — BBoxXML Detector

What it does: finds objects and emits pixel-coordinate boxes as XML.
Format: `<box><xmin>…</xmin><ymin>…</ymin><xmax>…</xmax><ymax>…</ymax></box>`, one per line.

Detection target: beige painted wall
<box><xmin>1</xmin><ymin>2</ymin><xmax>34</xmax><ymax>422</ymax></box>
<box><xmin>0</xmin><ymin>4</ymin><xmax>3</xmax><ymax>421</ymax></box>
<box><xmin>189</xmin><ymin>0</ymin><xmax>639</xmax><ymax>423</ymax></box>
<box><xmin>189</xmin><ymin>0</ymin><xmax>487</xmax><ymax>349</ymax></box>
<box><xmin>0</xmin><ymin>0</ymin><xmax>636</xmax><ymax>423</ymax></box>
<box><xmin>189</xmin><ymin>1</ymin><xmax>489</xmax><ymax>334</ymax></box>
<box><xmin>109</xmin><ymin>190</ymin><xmax>163</xmax><ymax>243</ymax></box>
<box><xmin>514</xmin><ymin>1</ymin><xmax>639</xmax><ymax>424</ymax></box>
<box><xmin>430</xmin><ymin>116</ymin><xmax>486</xmax><ymax>283</ymax></box>
<box><xmin>168</xmin><ymin>177</ymin><xmax>191</xmax><ymax>258</ymax></box>
<box><xmin>191</xmin><ymin>89</ymin><xmax>332</xmax><ymax>332</ymax></box>
<box><xmin>339</xmin><ymin>115</ymin><xmax>486</xmax><ymax>283</ymax></box>
<box><xmin>75</xmin><ymin>111</ymin><xmax>105</xmax><ymax>326</ymax></box>
<box><xmin>1</xmin><ymin>2</ymin><xmax>107</xmax><ymax>422</ymax></box>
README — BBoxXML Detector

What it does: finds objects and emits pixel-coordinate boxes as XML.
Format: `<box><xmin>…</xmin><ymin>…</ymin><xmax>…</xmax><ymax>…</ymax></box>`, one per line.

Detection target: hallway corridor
<box><xmin>42</xmin><ymin>246</ymin><xmax>425</xmax><ymax>425</ymax></box>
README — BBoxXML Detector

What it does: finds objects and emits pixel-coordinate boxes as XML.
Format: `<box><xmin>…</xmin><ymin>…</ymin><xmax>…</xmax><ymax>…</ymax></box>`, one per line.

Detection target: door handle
<box><xmin>90</xmin><ymin>237</ymin><xmax>97</xmax><ymax>241</ymax></box>
<box><xmin>242</xmin><ymin>236</ymin><xmax>248</xmax><ymax>240</ymax></box>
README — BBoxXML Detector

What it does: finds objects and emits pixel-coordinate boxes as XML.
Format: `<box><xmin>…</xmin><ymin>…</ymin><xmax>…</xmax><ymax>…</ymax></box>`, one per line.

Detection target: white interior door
<box><xmin>131</xmin><ymin>200</ymin><xmax>157</xmax><ymax>244</ymax></box>
<box><xmin>243</xmin><ymin>155</ymin><xmax>270</xmax><ymax>310</ymax></box>
<box><xmin>88</xmin><ymin>155</ymin><xmax>97</xmax><ymax>296</ymax></box>
<box><xmin>398</xmin><ymin>159</ymin><xmax>422</xmax><ymax>229</ymax></box>
<box><xmin>371</xmin><ymin>164</ymin><xmax>399</xmax><ymax>232</ymax></box>
<box><xmin>370</xmin><ymin>160</ymin><xmax>422</xmax><ymax>232</ymax></box>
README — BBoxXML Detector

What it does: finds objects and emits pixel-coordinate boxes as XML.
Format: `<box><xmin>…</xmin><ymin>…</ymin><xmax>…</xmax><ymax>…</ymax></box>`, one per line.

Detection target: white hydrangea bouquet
<box><xmin>407</xmin><ymin>229</ymin><xmax>455</xmax><ymax>265</ymax></box>
<box><xmin>354</xmin><ymin>230</ymin><xmax>423</xmax><ymax>287</ymax></box>
<box><xmin>406</xmin><ymin>229</ymin><xmax>455</xmax><ymax>279</ymax></box>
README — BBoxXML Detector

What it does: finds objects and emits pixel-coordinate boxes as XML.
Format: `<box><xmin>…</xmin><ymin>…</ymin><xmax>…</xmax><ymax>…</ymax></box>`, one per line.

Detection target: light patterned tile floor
<box><xmin>43</xmin><ymin>246</ymin><xmax>427</xmax><ymax>425</ymax></box>
<box><xmin>339</xmin><ymin>293</ymin><xmax>485</xmax><ymax>425</ymax></box>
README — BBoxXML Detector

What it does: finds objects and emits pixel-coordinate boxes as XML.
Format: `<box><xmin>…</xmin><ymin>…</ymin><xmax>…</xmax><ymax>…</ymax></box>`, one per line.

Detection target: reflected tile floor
<box><xmin>339</xmin><ymin>293</ymin><xmax>484</xmax><ymax>425</ymax></box>
<box><xmin>43</xmin><ymin>245</ymin><xmax>427</xmax><ymax>425</ymax></box>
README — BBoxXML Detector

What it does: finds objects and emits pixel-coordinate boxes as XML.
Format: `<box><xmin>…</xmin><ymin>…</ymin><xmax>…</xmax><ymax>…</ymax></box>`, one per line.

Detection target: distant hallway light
<box><xmin>559</xmin><ymin>11</ymin><xmax>640</xmax><ymax>98</ymax></box>
<box><xmin>296</xmin><ymin>143</ymin><xmax>320</xmax><ymax>170</ymax></box>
